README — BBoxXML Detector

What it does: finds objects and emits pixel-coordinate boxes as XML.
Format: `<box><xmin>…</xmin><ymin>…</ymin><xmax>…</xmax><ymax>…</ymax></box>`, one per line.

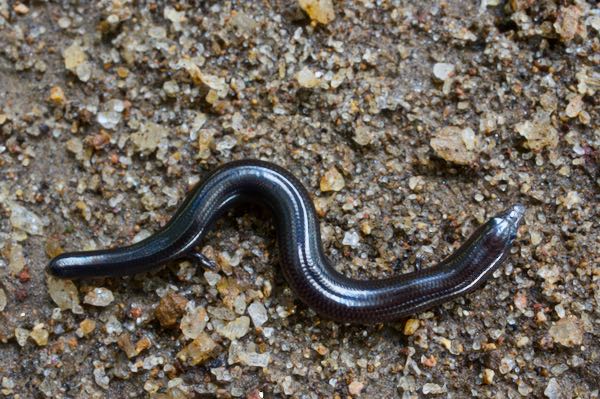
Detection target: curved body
<box><xmin>48</xmin><ymin>160</ymin><xmax>524</xmax><ymax>323</ymax></box>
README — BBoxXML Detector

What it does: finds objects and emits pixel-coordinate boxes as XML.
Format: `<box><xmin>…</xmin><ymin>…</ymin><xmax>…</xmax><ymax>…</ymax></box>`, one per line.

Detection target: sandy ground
<box><xmin>0</xmin><ymin>1</ymin><xmax>598</xmax><ymax>398</ymax></box>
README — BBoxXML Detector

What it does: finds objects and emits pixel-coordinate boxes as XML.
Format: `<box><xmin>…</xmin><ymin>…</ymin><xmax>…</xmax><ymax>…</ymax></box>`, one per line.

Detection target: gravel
<box><xmin>0</xmin><ymin>1</ymin><xmax>598</xmax><ymax>398</ymax></box>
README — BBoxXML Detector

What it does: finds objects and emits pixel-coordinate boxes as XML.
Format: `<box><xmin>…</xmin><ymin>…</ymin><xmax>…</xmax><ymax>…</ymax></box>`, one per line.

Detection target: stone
<box><xmin>554</xmin><ymin>5</ymin><xmax>582</xmax><ymax>42</ymax></box>
<box><xmin>9</xmin><ymin>203</ymin><xmax>46</xmax><ymax>236</ymax></box>
<box><xmin>298</xmin><ymin>0</ymin><xmax>335</xmax><ymax>25</ymax></box>
<box><xmin>404</xmin><ymin>319</ymin><xmax>420</xmax><ymax>336</ymax></box>
<box><xmin>48</xmin><ymin>86</ymin><xmax>66</xmax><ymax>106</ymax></box>
<box><xmin>216</xmin><ymin>316</ymin><xmax>250</xmax><ymax>340</ymax></box>
<box><xmin>155</xmin><ymin>292</ymin><xmax>188</xmax><ymax>328</ymax></box>
<box><xmin>197</xmin><ymin>129</ymin><xmax>214</xmax><ymax>160</ymax></box>
<box><xmin>97</xmin><ymin>99</ymin><xmax>124</xmax><ymax>130</ymax></box>
<box><xmin>63</xmin><ymin>41</ymin><xmax>91</xmax><ymax>82</ymax></box>
<box><xmin>558</xmin><ymin>191</ymin><xmax>581</xmax><ymax>209</ymax></box>
<box><xmin>342</xmin><ymin>231</ymin><xmax>360</xmax><ymax>248</ymax></box>
<box><xmin>63</xmin><ymin>41</ymin><xmax>87</xmax><ymax>71</ymax></box>
<box><xmin>549</xmin><ymin>316</ymin><xmax>584</xmax><ymax>347</ymax></box>
<box><xmin>433</xmin><ymin>63</ymin><xmax>455</xmax><ymax>81</ymax></box>
<box><xmin>30</xmin><ymin>323</ymin><xmax>49</xmax><ymax>346</ymax></box>
<box><xmin>117</xmin><ymin>334</ymin><xmax>137</xmax><ymax>358</ymax></box>
<box><xmin>348</xmin><ymin>380</ymin><xmax>364</xmax><ymax>396</ymax></box>
<box><xmin>353</xmin><ymin>125</ymin><xmax>374</xmax><ymax>146</ymax></box>
<box><xmin>320</xmin><ymin>167</ymin><xmax>345</xmax><ymax>192</ymax></box>
<box><xmin>164</xmin><ymin>6</ymin><xmax>186</xmax><ymax>31</ymax></box>
<box><xmin>177</xmin><ymin>332</ymin><xmax>218</xmax><ymax>366</ymax></box>
<box><xmin>178</xmin><ymin>60</ymin><xmax>228</xmax><ymax>102</ymax></box>
<box><xmin>130</xmin><ymin>122</ymin><xmax>168</xmax><ymax>153</ymax></box>
<box><xmin>422</xmin><ymin>383</ymin><xmax>446</xmax><ymax>395</ymax></box>
<box><xmin>8</xmin><ymin>243</ymin><xmax>25</xmax><ymax>274</ymax></box>
<box><xmin>430</xmin><ymin>126</ymin><xmax>479</xmax><ymax>165</ymax></box>
<box><xmin>180</xmin><ymin>305</ymin><xmax>208</xmax><ymax>339</ymax></box>
<box><xmin>296</xmin><ymin>66</ymin><xmax>320</xmax><ymax>88</ymax></box>
<box><xmin>163</xmin><ymin>80</ymin><xmax>180</xmax><ymax>97</ymax></box>
<box><xmin>79</xmin><ymin>319</ymin><xmax>96</xmax><ymax>337</ymax></box>
<box><xmin>238</xmin><ymin>351</ymin><xmax>271</xmax><ymax>368</ymax></box>
<box><xmin>544</xmin><ymin>378</ymin><xmax>561</xmax><ymax>399</ymax></box>
<box><xmin>13</xmin><ymin>3</ymin><xmax>29</xmax><ymax>15</ymax></box>
<box><xmin>47</xmin><ymin>276</ymin><xmax>83</xmax><ymax>314</ymax></box>
<box><xmin>565</xmin><ymin>95</ymin><xmax>583</xmax><ymax>118</ymax></box>
<box><xmin>0</xmin><ymin>288</ymin><xmax>6</xmax><ymax>312</ymax></box>
<box><xmin>15</xmin><ymin>328</ymin><xmax>29</xmax><ymax>346</ymax></box>
<box><xmin>83</xmin><ymin>287</ymin><xmax>115</xmax><ymax>307</ymax></box>
<box><xmin>66</xmin><ymin>138</ymin><xmax>85</xmax><ymax>161</ymax></box>
<box><xmin>247</xmin><ymin>302</ymin><xmax>268</xmax><ymax>328</ymax></box>
<box><xmin>204</xmin><ymin>271</ymin><xmax>221</xmax><ymax>286</ymax></box>
<box><xmin>482</xmin><ymin>369</ymin><xmax>495</xmax><ymax>385</ymax></box>
<box><xmin>515</xmin><ymin>114</ymin><xmax>558</xmax><ymax>151</ymax></box>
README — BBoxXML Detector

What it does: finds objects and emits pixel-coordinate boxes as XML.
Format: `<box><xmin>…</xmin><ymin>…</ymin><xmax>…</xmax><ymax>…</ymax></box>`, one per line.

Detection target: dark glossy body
<box><xmin>48</xmin><ymin>160</ymin><xmax>525</xmax><ymax>323</ymax></box>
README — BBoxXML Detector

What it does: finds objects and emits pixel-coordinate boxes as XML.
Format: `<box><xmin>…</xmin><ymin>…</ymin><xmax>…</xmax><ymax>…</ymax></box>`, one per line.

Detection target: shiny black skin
<box><xmin>48</xmin><ymin>160</ymin><xmax>525</xmax><ymax>323</ymax></box>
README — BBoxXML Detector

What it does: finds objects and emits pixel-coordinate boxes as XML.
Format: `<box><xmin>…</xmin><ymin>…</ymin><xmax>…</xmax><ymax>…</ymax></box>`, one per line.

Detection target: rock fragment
<box><xmin>432</xmin><ymin>63</ymin><xmax>455</xmax><ymax>81</ymax></box>
<box><xmin>565</xmin><ymin>95</ymin><xmax>583</xmax><ymax>118</ymax></box>
<box><xmin>177</xmin><ymin>332</ymin><xmax>219</xmax><ymax>365</ymax></box>
<box><xmin>63</xmin><ymin>41</ymin><xmax>91</xmax><ymax>82</ymax></box>
<box><xmin>180</xmin><ymin>305</ymin><xmax>208</xmax><ymax>339</ymax></box>
<box><xmin>155</xmin><ymin>292</ymin><xmax>188</xmax><ymax>328</ymax></box>
<box><xmin>515</xmin><ymin>114</ymin><xmax>558</xmax><ymax>151</ymax></box>
<box><xmin>248</xmin><ymin>302</ymin><xmax>268</xmax><ymax>328</ymax></box>
<box><xmin>47</xmin><ymin>276</ymin><xmax>83</xmax><ymax>314</ymax></box>
<box><xmin>0</xmin><ymin>288</ymin><xmax>6</xmax><ymax>312</ymax></box>
<box><xmin>30</xmin><ymin>324</ymin><xmax>49</xmax><ymax>346</ymax></box>
<box><xmin>298</xmin><ymin>0</ymin><xmax>335</xmax><ymax>25</ymax></box>
<box><xmin>320</xmin><ymin>167</ymin><xmax>345</xmax><ymax>192</ymax></box>
<box><xmin>296</xmin><ymin>67</ymin><xmax>320</xmax><ymax>88</ymax></box>
<box><xmin>48</xmin><ymin>86</ymin><xmax>66</xmax><ymax>106</ymax></box>
<box><xmin>554</xmin><ymin>5</ymin><xmax>583</xmax><ymax>42</ymax></box>
<box><xmin>216</xmin><ymin>316</ymin><xmax>250</xmax><ymax>340</ymax></box>
<box><xmin>83</xmin><ymin>288</ymin><xmax>115</xmax><ymax>307</ymax></box>
<box><xmin>404</xmin><ymin>319</ymin><xmax>420</xmax><ymax>336</ymax></box>
<box><xmin>549</xmin><ymin>316</ymin><xmax>584</xmax><ymax>347</ymax></box>
<box><xmin>430</xmin><ymin>126</ymin><xmax>479</xmax><ymax>165</ymax></box>
<box><xmin>130</xmin><ymin>122</ymin><xmax>168</xmax><ymax>154</ymax></box>
<box><xmin>9</xmin><ymin>203</ymin><xmax>46</xmax><ymax>236</ymax></box>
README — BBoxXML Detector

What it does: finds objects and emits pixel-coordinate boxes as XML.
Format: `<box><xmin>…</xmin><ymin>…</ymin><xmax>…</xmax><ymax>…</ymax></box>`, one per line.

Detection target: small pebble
<box><xmin>180</xmin><ymin>305</ymin><xmax>208</xmax><ymax>339</ymax></box>
<box><xmin>515</xmin><ymin>114</ymin><xmax>558</xmax><ymax>151</ymax></box>
<box><xmin>13</xmin><ymin>3</ymin><xmax>29</xmax><ymax>15</ymax></box>
<box><xmin>83</xmin><ymin>287</ymin><xmax>114</xmax><ymax>307</ymax></box>
<box><xmin>247</xmin><ymin>302</ymin><xmax>268</xmax><ymax>328</ymax></box>
<box><xmin>0</xmin><ymin>288</ymin><xmax>6</xmax><ymax>312</ymax></box>
<box><xmin>9</xmin><ymin>203</ymin><xmax>46</xmax><ymax>236</ymax></box>
<box><xmin>155</xmin><ymin>292</ymin><xmax>188</xmax><ymax>328</ymax></box>
<box><xmin>47</xmin><ymin>276</ymin><xmax>83</xmax><ymax>314</ymax></box>
<box><xmin>238</xmin><ymin>351</ymin><xmax>271</xmax><ymax>368</ymax></box>
<box><xmin>544</xmin><ymin>378</ymin><xmax>561</xmax><ymax>399</ymax></box>
<box><xmin>404</xmin><ymin>319</ymin><xmax>420</xmax><ymax>336</ymax></box>
<box><xmin>422</xmin><ymin>383</ymin><xmax>446</xmax><ymax>395</ymax></box>
<box><xmin>48</xmin><ymin>86</ymin><xmax>66</xmax><ymax>106</ymax></box>
<box><xmin>296</xmin><ymin>67</ymin><xmax>320</xmax><ymax>88</ymax></box>
<box><xmin>29</xmin><ymin>324</ymin><xmax>49</xmax><ymax>346</ymax></box>
<box><xmin>320</xmin><ymin>167</ymin><xmax>345</xmax><ymax>192</ymax></box>
<box><xmin>78</xmin><ymin>319</ymin><xmax>96</xmax><ymax>337</ymax></box>
<box><xmin>163</xmin><ymin>80</ymin><xmax>180</xmax><ymax>97</ymax></box>
<box><xmin>432</xmin><ymin>63</ymin><xmax>455</xmax><ymax>81</ymax></box>
<box><xmin>348</xmin><ymin>380</ymin><xmax>364</xmax><ymax>396</ymax></box>
<box><xmin>430</xmin><ymin>126</ymin><xmax>479</xmax><ymax>165</ymax></box>
<box><xmin>549</xmin><ymin>316</ymin><xmax>584</xmax><ymax>347</ymax></box>
<box><xmin>342</xmin><ymin>231</ymin><xmax>360</xmax><ymax>248</ymax></box>
<box><xmin>298</xmin><ymin>0</ymin><xmax>335</xmax><ymax>25</ymax></box>
<box><xmin>177</xmin><ymin>332</ymin><xmax>218</xmax><ymax>366</ymax></box>
<box><xmin>216</xmin><ymin>316</ymin><xmax>250</xmax><ymax>340</ymax></box>
<box><xmin>482</xmin><ymin>368</ymin><xmax>495</xmax><ymax>385</ymax></box>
